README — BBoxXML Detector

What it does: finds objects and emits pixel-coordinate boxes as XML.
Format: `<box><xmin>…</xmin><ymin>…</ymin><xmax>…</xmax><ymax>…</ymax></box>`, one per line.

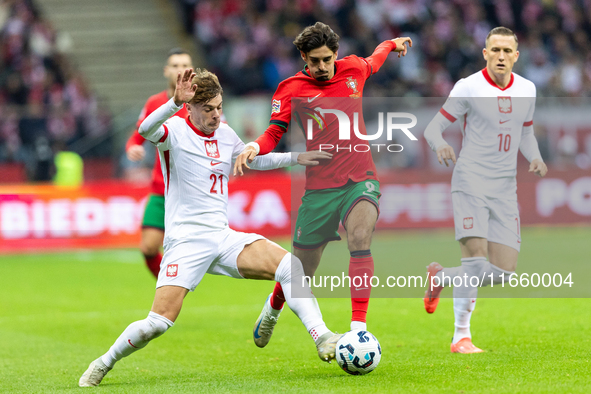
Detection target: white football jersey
<box><xmin>139</xmin><ymin>99</ymin><xmax>295</xmax><ymax>246</ymax></box>
<box><xmin>440</xmin><ymin>68</ymin><xmax>538</xmax><ymax>199</ymax></box>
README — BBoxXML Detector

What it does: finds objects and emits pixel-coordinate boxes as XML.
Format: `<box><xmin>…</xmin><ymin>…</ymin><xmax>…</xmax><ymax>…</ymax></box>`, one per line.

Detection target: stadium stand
<box><xmin>0</xmin><ymin>0</ymin><xmax>112</xmax><ymax>180</ymax></box>
<box><xmin>175</xmin><ymin>0</ymin><xmax>591</xmax><ymax>170</ymax></box>
<box><xmin>182</xmin><ymin>0</ymin><xmax>591</xmax><ymax>98</ymax></box>
<box><xmin>3</xmin><ymin>0</ymin><xmax>591</xmax><ymax>181</ymax></box>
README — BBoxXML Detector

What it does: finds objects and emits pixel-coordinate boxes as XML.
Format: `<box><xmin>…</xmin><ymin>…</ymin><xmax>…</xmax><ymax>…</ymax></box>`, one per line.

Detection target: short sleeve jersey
<box><xmin>440</xmin><ymin>68</ymin><xmax>536</xmax><ymax>199</ymax></box>
<box><xmin>127</xmin><ymin>91</ymin><xmax>189</xmax><ymax>195</ymax></box>
<box><xmin>144</xmin><ymin>115</ymin><xmax>246</xmax><ymax>246</ymax></box>
<box><xmin>270</xmin><ymin>55</ymin><xmax>378</xmax><ymax>190</ymax></box>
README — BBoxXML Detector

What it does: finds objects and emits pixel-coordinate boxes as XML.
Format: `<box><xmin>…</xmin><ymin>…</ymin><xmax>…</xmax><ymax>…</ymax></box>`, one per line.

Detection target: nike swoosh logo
<box><xmin>210</xmin><ymin>161</ymin><xmax>222</xmax><ymax>166</ymax></box>
<box><xmin>499</xmin><ymin>119</ymin><xmax>511</xmax><ymax>124</ymax></box>
<box><xmin>253</xmin><ymin>319</ymin><xmax>263</xmax><ymax>339</ymax></box>
<box><xmin>128</xmin><ymin>339</ymin><xmax>138</xmax><ymax>348</ymax></box>
<box><xmin>307</xmin><ymin>93</ymin><xmax>321</xmax><ymax>103</ymax></box>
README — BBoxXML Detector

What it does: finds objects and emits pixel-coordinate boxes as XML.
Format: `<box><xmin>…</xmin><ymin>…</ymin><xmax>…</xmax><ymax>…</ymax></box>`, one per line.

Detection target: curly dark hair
<box><xmin>293</xmin><ymin>22</ymin><xmax>340</xmax><ymax>54</ymax></box>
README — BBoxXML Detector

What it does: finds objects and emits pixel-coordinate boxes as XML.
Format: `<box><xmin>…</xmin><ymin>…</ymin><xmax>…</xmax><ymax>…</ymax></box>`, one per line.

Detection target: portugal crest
<box><xmin>346</xmin><ymin>76</ymin><xmax>358</xmax><ymax>93</ymax></box>
<box><xmin>204</xmin><ymin>140</ymin><xmax>220</xmax><ymax>158</ymax></box>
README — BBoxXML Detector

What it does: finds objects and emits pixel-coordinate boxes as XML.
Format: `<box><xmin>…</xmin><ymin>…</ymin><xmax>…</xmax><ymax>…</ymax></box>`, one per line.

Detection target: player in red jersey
<box><xmin>126</xmin><ymin>48</ymin><xmax>192</xmax><ymax>277</ymax></box>
<box><xmin>234</xmin><ymin>22</ymin><xmax>412</xmax><ymax>347</ymax></box>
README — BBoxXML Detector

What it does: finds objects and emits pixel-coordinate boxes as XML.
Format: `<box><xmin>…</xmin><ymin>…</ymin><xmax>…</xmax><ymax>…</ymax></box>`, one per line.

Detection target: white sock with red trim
<box><xmin>451</xmin><ymin>257</ymin><xmax>484</xmax><ymax>344</ymax></box>
<box><xmin>274</xmin><ymin>253</ymin><xmax>330</xmax><ymax>342</ymax></box>
<box><xmin>101</xmin><ymin>311</ymin><xmax>173</xmax><ymax>368</ymax></box>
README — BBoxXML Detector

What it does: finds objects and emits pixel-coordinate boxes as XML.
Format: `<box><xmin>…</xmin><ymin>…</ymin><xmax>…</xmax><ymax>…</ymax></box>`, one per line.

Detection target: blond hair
<box><xmin>189</xmin><ymin>68</ymin><xmax>223</xmax><ymax>104</ymax></box>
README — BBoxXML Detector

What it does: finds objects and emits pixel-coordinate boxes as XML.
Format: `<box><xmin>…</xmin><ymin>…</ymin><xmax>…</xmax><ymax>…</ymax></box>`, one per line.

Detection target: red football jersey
<box><xmin>126</xmin><ymin>91</ymin><xmax>188</xmax><ymax>195</ymax></box>
<box><xmin>257</xmin><ymin>41</ymin><xmax>396</xmax><ymax>189</ymax></box>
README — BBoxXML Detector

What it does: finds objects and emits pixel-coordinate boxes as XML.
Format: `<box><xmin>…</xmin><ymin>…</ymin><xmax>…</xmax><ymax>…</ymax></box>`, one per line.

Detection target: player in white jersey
<box><xmin>79</xmin><ymin>69</ymin><xmax>339</xmax><ymax>387</ymax></box>
<box><xmin>422</xmin><ymin>27</ymin><xmax>548</xmax><ymax>353</ymax></box>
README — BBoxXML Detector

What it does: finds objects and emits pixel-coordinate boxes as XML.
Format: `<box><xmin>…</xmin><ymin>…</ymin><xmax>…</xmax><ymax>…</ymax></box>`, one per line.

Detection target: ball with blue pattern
<box><xmin>335</xmin><ymin>330</ymin><xmax>382</xmax><ymax>375</ymax></box>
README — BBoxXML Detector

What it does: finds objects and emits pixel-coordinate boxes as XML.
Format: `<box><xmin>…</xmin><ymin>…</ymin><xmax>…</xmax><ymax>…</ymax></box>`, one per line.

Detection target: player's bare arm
<box><xmin>234</xmin><ymin>149</ymin><xmax>333</xmax><ymax>176</ymax></box>
<box><xmin>126</xmin><ymin>145</ymin><xmax>145</xmax><ymax>162</ymax></box>
<box><xmin>391</xmin><ymin>37</ymin><xmax>413</xmax><ymax>58</ymax></box>
<box><xmin>297</xmin><ymin>151</ymin><xmax>333</xmax><ymax>166</ymax></box>
<box><xmin>529</xmin><ymin>158</ymin><xmax>547</xmax><ymax>177</ymax></box>
<box><xmin>173</xmin><ymin>68</ymin><xmax>197</xmax><ymax>106</ymax></box>
<box><xmin>436</xmin><ymin>144</ymin><xmax>457</xmax><ymax>167</ymax></box>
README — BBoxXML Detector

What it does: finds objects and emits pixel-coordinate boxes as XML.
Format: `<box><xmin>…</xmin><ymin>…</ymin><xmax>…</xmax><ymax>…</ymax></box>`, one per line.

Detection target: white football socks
<box><xmin>451</xmin><ymin>257</ymin><xmax>484</xmax><ymax>344</ymax></box>
<box><xmin>274</xmin><ymin>253</ymin><xmax>330</xmax><ymax>342</ymax></box>
<box><xmin>350</xmin><ymin>321</ymin><xmax>367</xmax><ymax>331</ymax></box>
<box><xmin>442</xmin><ymin>256</ymin><xmax>516</xmax><ymax>343</ymax></box>
<box><xmin>452</xmin><ymin>296</ymin><xmax>476</xmax><ymax>343</ymax></box>
<box><xmin>101</xmin><ymin>311</ymin><xmax>174</xmax><ymax>368</ymax></box>
<box><xmin>436</xmin><ymin>266</ymin><xmax>462</xmax><ymax>286</ymax></box>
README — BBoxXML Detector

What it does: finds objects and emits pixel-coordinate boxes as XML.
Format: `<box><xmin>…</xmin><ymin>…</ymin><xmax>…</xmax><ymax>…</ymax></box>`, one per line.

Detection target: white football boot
<box><xmin>79</xmin><ymin>357</ymin><xmax>111</xmax><ymax>387</ymax></box>
<box><xmin>316</xmin><ymin>332</ymin><xmax>344</xmax><ymax>363</ymax></box>
<box><xmin>253</xmin><ymin>294</ymin><xmax>283</xmax><ymax>348</ymax></box>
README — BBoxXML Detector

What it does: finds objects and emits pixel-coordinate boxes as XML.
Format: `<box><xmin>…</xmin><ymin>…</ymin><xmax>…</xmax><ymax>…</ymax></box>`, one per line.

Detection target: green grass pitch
<box><xmin>0</xmin><ymin>227</ymin><xmax>590</xmax><ymax>393</ymax></box>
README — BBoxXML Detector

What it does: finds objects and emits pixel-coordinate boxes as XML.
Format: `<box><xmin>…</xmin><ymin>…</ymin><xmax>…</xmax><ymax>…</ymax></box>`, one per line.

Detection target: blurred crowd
<box><xmin>178</xmin><ymin>0</ymin><xmax>591</xmax><ymax>169</ymax></box>
<box><xmin>3</xmin><ymin>0</ymin><xmax>590</xmax><ymax>178</ymax></box>
<box><xmin>182</xmin><ymin>0</ymin><xmax>591</xmax><ymax>98</ymax></box>
<box><xmin>0</xmin><ymin>0</ymin><xmax>111</xmax><ymax>179</ymax></box>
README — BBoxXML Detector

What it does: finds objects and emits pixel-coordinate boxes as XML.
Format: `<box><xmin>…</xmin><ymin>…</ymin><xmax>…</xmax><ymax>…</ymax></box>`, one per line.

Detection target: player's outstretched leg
<box><xmin>79</xmin><ymin>307</ymin><xmax>175</xmax><ymax>386</ymax></box>
<box><xmin>241</xmin><ymin>240</ymin><xmax>341</xmax><ymax>362</ymax></box>
<box><xmin>254</xmin><ymin>244</ymin><xmax>325</xmax><ymax>345</ymax></box>
<box><xmin>253</xmin><ymin>292</ymin><xmax>284</xmax><ymax>348</ymax></box>
<box><xmin>274</xmin><ymin>252</ymin><xmax>343</xmax><ymax>362</ymax></box>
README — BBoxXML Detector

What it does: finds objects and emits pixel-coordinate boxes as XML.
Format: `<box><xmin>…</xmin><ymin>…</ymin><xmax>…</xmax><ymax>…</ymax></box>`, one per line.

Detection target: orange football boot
<box><xmin>424</xmin><ymin>262</ymin><xmax>444</xmax><ymax>313</ymax></box>
<box><xmin>450</xmin><ymin>337</ymin><xmax>484</xmax><ymax>353</ymax></box>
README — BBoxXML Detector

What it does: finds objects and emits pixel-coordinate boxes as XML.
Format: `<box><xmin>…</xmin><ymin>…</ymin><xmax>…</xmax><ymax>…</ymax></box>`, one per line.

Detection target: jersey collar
<box><xmin>186</xmin><ymin>115</ymin><xmax>215</xmax><ymax>138</ymax></box>
<box><xmin>482</xmin><ymin>68</ymin><xmax>514</xmax><ymax>91</ymax></box>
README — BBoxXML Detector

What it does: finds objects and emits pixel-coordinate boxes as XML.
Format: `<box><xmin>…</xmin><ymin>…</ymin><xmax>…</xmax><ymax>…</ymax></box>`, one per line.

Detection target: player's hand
<box><xmin>233</xmin><ymin>146</ymin><xmax>258</xmax><ymax>176</ymax></box>
<box><xmin>529</xmin><ymin>158</ymin><xmax>547</xmax><ymax>177</ymax></box>
<box><xmin>392</xmin><ymin>37</ymin><xmax>413</xmax><ymax>58</ymax></box>
<box><xmin>126</xmin><ymin>145</ymin><xmax>145</xmax><ymax>162</ymax></box>
<box><xmin>173</xmin><ymin>68</ymin><xmax>197</xmax><ymax>106</ymax></box>
<box><xmin>297</xmin><ymin>151</ymin><xmax>333</xmax><ymax>166</ymax></box>
<box><xmin>436</xmin><ymin>144</ymin><xmax>456</xmax><ymax>167</ymax></box>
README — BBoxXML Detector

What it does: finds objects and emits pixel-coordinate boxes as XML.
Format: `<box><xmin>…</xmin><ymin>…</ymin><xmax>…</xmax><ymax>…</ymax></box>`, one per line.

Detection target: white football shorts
<box><xmin>452</xmin><ymin>191</ymin><xmax>521</xmax><ymax>251</ymax></box>
<box><xmin>156</xmin><ymin>228</ymin><xmax>265</xmax><ymax>291</ymax></box>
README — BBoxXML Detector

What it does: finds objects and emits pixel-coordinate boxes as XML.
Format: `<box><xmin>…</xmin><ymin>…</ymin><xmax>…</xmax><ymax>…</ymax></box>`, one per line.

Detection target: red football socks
<box><xmin>270</xmin><ymin>282</ymin><xmax>286</xmax><ymax>310</ymax></box>
<box><xmin>349</xmin><ymin>251</ymin><xmax>374</xmax><ymax>323</ymax></box>
<box><xmin>144</xmin><ymin>253</ymin><xmax>162</xmax><ymax>278</ymax></box>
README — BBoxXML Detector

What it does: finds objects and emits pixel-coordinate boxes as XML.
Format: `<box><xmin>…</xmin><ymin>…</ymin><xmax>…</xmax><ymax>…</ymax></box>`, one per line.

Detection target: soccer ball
<box><xmin>335</xmin><ymin>330</ymin><xmax>381</xmax><ymax>375</ymax></box>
